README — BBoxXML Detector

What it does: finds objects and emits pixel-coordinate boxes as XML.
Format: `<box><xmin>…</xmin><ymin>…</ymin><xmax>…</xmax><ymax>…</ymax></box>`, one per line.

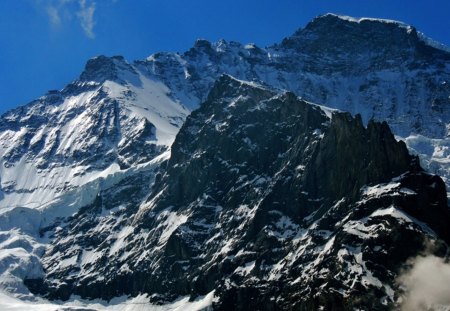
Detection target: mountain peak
<box><xmin>316</xmin><ymin>13</ymin><xmax>412</xmax><ymax>29</ymax></box>
<box><xmin>280</xmin><ymin>13</ymin><xmax>421</xmax><ymax>58</ymax></box>
<box><xmin>79</xmin><ymin>55</ymin><xmax>136</xmax><ymax>83</ymax></box>
<box><xmin>300</xmin><ymin>13</ymin><xmax>415</xmax><ymax>35</ymax></box>
<box><xmin>193</xmin><ymin>38</ymin><xmax>212</xmax><ymax>50</ymax></box>
<box><xmin>285</xmin><ymin>13</ymin><xmax>450</xmax><ymax>56</ymax></box>
<box><xmin>205</xmin><ymin>74</ymin><xmax>270</xmax><ymax>103</ymax></box>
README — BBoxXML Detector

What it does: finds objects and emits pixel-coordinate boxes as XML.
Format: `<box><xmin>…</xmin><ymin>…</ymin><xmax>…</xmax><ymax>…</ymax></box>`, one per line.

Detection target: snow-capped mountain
<box><xmin>0</xmin><ymin>55</ymin><xmax>188</xmax><ymax>298</ymax></box>
<box><xmin>0</xmin><ymin>13</ymin><xmax>449</xmax><ymax>311</ymax></box>
<box><xmin>0</xmin><ymin>55</ymin><xmax>187</xmax><ymax>212</ymax></box>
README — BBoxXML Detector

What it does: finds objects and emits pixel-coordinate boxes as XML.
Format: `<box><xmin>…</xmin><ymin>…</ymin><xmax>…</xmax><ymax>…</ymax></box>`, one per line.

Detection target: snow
<box><xmin>81</xmin><ymin>249</ymin><xmax>104</xmax><ymax>268</ymax></box>
<box><xmin>361</xmin><ymin>182</ymin><xmax>401</xmax><ymax>198</ymax></box>
<box><xmin>219</xmin><ymin>238</ymin><xmax>235</xmax><ymax>255</ymax></box>
<box><xmin>308</xmin><ymin>102</ymin><xmax>339</xmax><ymax>119</ymax></box>
<box><xmin>323</xmin><ymin>13</ymin><xmax>412</xmax><ymax>30</ymax></box>
<box><xmin>0</xmin><ymin>290</ymin><xmax>215</xmax><ymax>311</ymax></box>
<box><xmin>369</xmin><ymin>206</ymin><xmax>436</xmax><ymax>236</ymax></box>
<box><xmin>336</xmin><ymin>246</ymin><xmax>395</xmax><ymax>301</ymax></box>
<box><xmin>0</xmin><ymin>229</ymin><xmax>44</xmax><ymax>296</ymax></box>
<box><xmin>103</xmin><ymin>74</ymin><xmax>189</xmax><ymax>146</ymax></box>
<box><xmin>0</xmin><ymin>64</ymin><xmax>187</xmax><ymax>215</ymax></box>
<box><xmin>418</xmin><ymin>32</ymin><xmax>450</xmax><ymax>53</ymax></box>
<box><xmin>0</xmin><ymin>59</ymin><xmax>179</xmax><ymax>298</ymax></box>
<box><xmin>343</xmin><ymin>221</ymin><xmax>382</xmax><ymax>239</ymax></box>
<box><xmin>109</xmin><ymin>226</ymin><xmax>135</xmax><ymax>256</ymax></box>
<box><xmin>0</xmin><ymin>17</ymin><xmax>448</xmax><ymax>308</ymax></box>
<box><xmin>266</xmin><ymin>212</ymin><xmax>300</xmax><ymax>240</ymax></box>
<box><xmin>403</xmin><ymin>134</ymin><xmax>450</xmax><ymax>198</ymax></box>
<box><xmin>370</xmin><ymin>206</ymin><xmax>413</xmax><ymax>223</ymax></box>
<box><xmin>157</xmin><ymin>211</ymin><xmax>189</xmax><ymax>245</ymax></box>
<box><xmin>234</xmin><ymin>261</ymin><xmax>255</xmax><ymax>275</ymax></box>
<box><xmin>0</xmin><ymin>148</ymin><xmax>168</xmax><ymax>298</ymax></box>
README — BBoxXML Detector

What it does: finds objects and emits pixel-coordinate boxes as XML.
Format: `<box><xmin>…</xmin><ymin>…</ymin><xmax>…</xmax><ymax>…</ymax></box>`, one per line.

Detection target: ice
<box><xmin>0</xmin><ymin>14</ymin><xmax>449</xmax><ymax>308</ymax></box>
<box><xmin>417</xmin><ymin>32</ymin><xmax>450</xmax><ymax>53</ymax></box>
<box><xmin>104</xmin><ymin>74</ymin><xmax>189</xmax><ymax>146</ymax></box>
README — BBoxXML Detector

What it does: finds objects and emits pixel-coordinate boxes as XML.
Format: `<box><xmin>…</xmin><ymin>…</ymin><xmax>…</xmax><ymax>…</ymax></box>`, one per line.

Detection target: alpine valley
<box><xmin>0</xmin><ymin>13</ymin><xmax>449</xmax><ymax>311</ymax></box>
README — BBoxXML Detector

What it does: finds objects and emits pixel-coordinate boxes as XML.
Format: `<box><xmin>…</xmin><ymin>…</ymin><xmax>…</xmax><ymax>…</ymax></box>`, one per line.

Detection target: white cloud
<box><xmin>399</xmin><ymin>255</ymin><xmax>450</xmax><ymax>311</ymax></box>
<box><xmin>46</xmin><ymin>5</ymin><xmax>61</xmax><ymax>26</ymax></box>
<box><xmin>42</xmin><ymin>0</ymin><xmax>98</xmax><ymax>39</ymax></box>
<box><xmin>76</xmin><ymin>0</ymin><xmax>96</xmax><ymax>39</ymax></box>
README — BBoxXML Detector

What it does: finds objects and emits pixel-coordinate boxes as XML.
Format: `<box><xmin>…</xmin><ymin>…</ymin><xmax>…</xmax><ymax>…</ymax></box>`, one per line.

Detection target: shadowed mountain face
<box><xmin>25</xmin><ymin>76</ymin><xmax>450</xmax><ymax>311</ymax></box>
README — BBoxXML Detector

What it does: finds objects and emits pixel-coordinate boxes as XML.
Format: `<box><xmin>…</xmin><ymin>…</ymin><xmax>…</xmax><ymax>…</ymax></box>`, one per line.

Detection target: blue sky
<box><xmin>1</xmin><ymin>0</ymin><xmax>449</xmax><ymax>114</ymax></box>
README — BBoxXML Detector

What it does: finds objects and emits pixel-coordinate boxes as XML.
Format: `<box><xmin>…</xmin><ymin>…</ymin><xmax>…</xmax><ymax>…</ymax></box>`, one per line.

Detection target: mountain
<box><xmin>0</xmin><ymin>13</ymin><xmax>449</xmax><ymax>310</ymax></box>
<box><xmin>0</xmin><ymin>55</ymin><xmax>188</xmax><ymax>298</ymax></box>
<box><xmin>0</xmin><ymin>55</ymin><xmax>187</xmax><ymax>212</ymax></box>
<box><xmin>140</xmin><ymin>14</ymin><xmax>450</xmax><ymax>193</ymax></box>
<box><xmin>25</xmin><ymin>76</ymin><xmax>450</xmax><ymax>310</ymax></box>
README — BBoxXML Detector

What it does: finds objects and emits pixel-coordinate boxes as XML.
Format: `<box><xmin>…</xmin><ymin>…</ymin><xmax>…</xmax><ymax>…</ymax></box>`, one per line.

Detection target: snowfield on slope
<box><xmin>0</xmin><ymin>291</ymin><xmax>214</xmax><ymax>311</ymax></box>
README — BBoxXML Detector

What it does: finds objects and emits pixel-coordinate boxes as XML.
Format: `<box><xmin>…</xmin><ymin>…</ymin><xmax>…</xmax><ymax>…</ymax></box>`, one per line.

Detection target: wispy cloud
<box><xmin>46</xmin><ymin>5</ymin><xmax>61</xmax><ymax>26</ymax></box>
<box><xmin>42</xmin><ymin>0</ymin><xmax>98</xmax><ymax>39</ymax></box>
<box><xmin>77</xmin><ymin>0</ymin><xmax>96</xmax><ymax>39</ymax></box>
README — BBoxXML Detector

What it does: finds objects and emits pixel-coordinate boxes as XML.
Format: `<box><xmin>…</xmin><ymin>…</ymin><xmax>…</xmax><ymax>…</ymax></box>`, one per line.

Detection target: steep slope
<box><xmin>0</xmin><ymin>55</ymin><xmax>188</xmax><ymax>296</ymax></box>
<box><xmin>0</xmin><ymin>55</ymin><xmax>187</xmax><ymax>212</ymax></box>
<box><xmin>27</xmin><ymin>76</ymin><xmax>450</xmax><ymax>310</ymax></box>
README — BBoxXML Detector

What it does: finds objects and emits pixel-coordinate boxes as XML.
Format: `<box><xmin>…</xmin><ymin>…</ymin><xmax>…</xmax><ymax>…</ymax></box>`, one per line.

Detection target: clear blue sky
<box><xmin>1</xmin><ymin>0</ymin><xmax>449</xmax><ymax>114</ymax></box>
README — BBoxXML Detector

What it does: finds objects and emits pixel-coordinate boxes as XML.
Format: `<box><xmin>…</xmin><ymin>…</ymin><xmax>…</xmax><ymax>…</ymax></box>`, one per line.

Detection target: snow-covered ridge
<box><xmin>314</xmin><ymin>13</ymin><xmax>450</xmax><ymax>54</ymax></box>
<box><xmin>322</xmin><ymin>13</ymin><xmax>412</xmax><ymax>29</ymax></box>
<box><xmin>417</xmin><ymin>31</ymin><xmax>450</xmax><ymax>53</ymax></box>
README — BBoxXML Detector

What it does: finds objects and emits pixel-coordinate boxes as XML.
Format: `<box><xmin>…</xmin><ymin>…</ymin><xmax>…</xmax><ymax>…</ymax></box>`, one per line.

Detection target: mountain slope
<box><xmin>0</xmin><ymin>55</ymin><xmax>187</xmax><ymax>212</ymax></box>
<box><xmin>0</xmin><ymin>55</ymin><xmax>188</xmax><ymax>296</ymax></box>
<box><xmin>26</xmin><ymin>76</ymin><xmax>450</xmax><ymax>310</ymax></box>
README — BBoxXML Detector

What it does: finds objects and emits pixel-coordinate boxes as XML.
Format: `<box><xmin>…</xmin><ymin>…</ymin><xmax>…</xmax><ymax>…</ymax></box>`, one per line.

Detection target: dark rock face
<box><xmin>305</xmin><ymin>113</ymin><xmax>416</xmax><ymax>203</ymax></box>
<box><xmin>27</xmin><ymin>76</ymin><xmax>450</xmax><ymax>310</ymax></box>
<box><xmin>80</xmin><ymin>55</ymin><xmax>138</xmax><ymax>84</ymax></box>
<box><xmin>282</xmin><ymin>14</ymin><xmax>450</xmax><ymax>67</ymax></box>
<box><xmin>25</xmin><ymin>166</ymin><xmax>161</xmax><ymax>301</ymax></box>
